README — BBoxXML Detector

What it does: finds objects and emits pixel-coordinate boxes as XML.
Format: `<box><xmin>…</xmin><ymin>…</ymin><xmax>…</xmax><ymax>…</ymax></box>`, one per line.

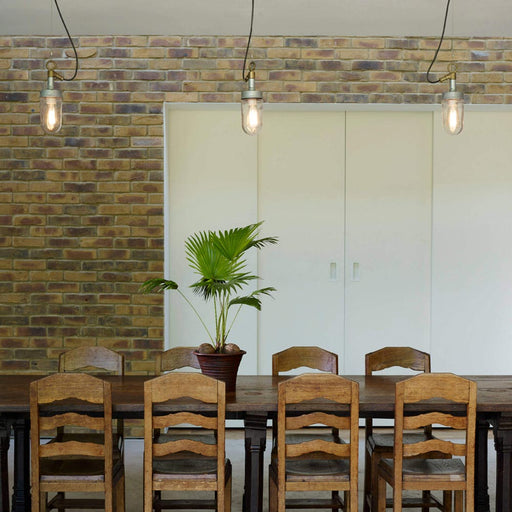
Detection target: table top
<box><xmin>2</xmin><ymin>374</ymin><xmax>512</xmax><ymax>416</ymax></box>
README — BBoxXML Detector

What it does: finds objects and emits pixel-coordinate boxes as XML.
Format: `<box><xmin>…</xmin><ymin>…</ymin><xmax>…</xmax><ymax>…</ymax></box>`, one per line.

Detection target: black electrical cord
<box><xmin>53</xmin><ymin>0</ymin><xmax>79</xmax><ymax>81</ymax></box>
<box><xmin>426</xmin><ymin>0</ymin><xmax>451</xmax><ymax>84</ymax></box>
<box><xmin>242</xmin><ymin>0</ymin><xmax>255</xmax><ymax>81</ymax></box>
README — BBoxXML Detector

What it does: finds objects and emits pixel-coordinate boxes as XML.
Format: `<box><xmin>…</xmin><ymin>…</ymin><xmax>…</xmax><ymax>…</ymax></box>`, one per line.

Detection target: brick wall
<box><xmin>1</xmin><ymin>35</ymin><xmax>512</xmax><ymax>374</ymax></box>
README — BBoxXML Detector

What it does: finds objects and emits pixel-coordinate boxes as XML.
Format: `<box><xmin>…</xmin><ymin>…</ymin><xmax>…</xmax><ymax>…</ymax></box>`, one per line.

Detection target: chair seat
<box><xmin>286</xmin><ymin>432</ymin><xmax>341</xmax><ymax>445</ymax></box>
<box><xmin>283</xmin><ymin>458</ymin><xmax>350</xmax><ymax>482</ymax></box>
<box><xmin>156</xmin><ymin>431</ymin><xmax>216</xmax><ymax>445</ymax></box>
<box><xmin>368</xmin><ymin>432</ymin><xmax>429</xmax><ymax>451</ymax></box>
<box><xmin>40</xmin><ymin>455</ymin><xmax>123</xmax><ymax>482</ymax></box>
<box><xmin>153</xmin><ymin>457</ymin><xmax>230</xmax><ymax>480</ymax></box>
<box><xmin>380</xmin><ymin>457</ymin><xmax>466</xmax><ymax>482</ymax></box>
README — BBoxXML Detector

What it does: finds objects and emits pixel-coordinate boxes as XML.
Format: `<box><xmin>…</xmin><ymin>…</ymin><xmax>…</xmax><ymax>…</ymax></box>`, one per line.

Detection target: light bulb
<box><xmin>241</xmin><ymin>62</ymin><xmax>263</xmax><ymax>136</ymax></box>
<box><xmin>441</xmin><ymin>76</ymin><xmax>464</xmax><ymax>136</ymax></box>
<box><xmin>40</xmin><ymin>60</ymin><xmax>63</xmax><ymax>134</ymax></box>
<box><xmin>442</xmin><ymin>97</ymin><xmax>463</xmax><ymax>135</ymax></box>
<box><xmin>241</xmin><ymin>98</ymin><xmax>263</xmax><ymax>135</ymax></box>
<box><xmin>40</xmin><ymin>95</ymin><xmax>62</xmax><ymax>134</ymax></box>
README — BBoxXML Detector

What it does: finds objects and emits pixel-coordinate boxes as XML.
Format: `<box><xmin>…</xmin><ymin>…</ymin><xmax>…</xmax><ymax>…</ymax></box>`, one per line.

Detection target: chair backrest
<box><xmin>155</xmin><ymin>347</ymin><xmax>200</xmax><ymax>375</ymax></box>
<box><xmin>393</xmin><ymin>373</ymin><xmax>476</xmax><ymax>505</ymax></box>
<box><xmin>365</xmin><ymin>346</ymin><xmax>430</xmax><ymax>375</ymax></box>
<box><xmin>276</xmin><ymin>373</ymin><xmax>359</xmax><ymax>504</ymax></box>
<box><xmin>144</xmin><ymin>372</ymin><xmax>226</xmax><ymax>496</ymax></box>
<box><xmin>272</xmin><ymin>346</ymin><xmax>338</xmax><ymax>375</ymax></box>
<box><xmin>30</xmin><ymin>373</ymin><xmax>113</xmax><ymax>494</ymax></box>
<box><xmin>365</xmin><ymin>346</ymin><xmax>431</xmax><ymax>435</ymax></box>
<box><xmin>59</xmin><ymin>346</ymin><xmax>124</xmax><ymax>375</ymax></box>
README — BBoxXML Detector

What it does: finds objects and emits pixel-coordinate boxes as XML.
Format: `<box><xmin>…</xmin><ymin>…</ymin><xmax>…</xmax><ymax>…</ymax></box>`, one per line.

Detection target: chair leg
<box><xmin>376</xmin><ymin>475</ymin><xmax>386</xmax><ymax>512</ymax></box>
<box><xmin>268</xmin><ymin>466</ymin><xmax>277</xmax><ymax>512</ymax></box>
<box><xmin>115</xmin><ymin>472</ymin><xmax>125</xmax><ymax>512</ymax></box>
<box><xmin>39</xmin><ymin>491</ymin><xmax>46</xmax><ymax>512</ymax></box>
<box><xmin>443</xmin><ymin>490</ymin><xmax>452</xmax><ymax>512</ymax></box>
<box><xmin>343</xmin><ymin>490</ymin><xmax>349</xmax><ymax>512</ymax></box>
<box><xmin>332</xmin><ymin>490</ymin><xmax>340</xmax><ymax>512</ymax></box>
<box><xmin>422</xmin><ymin>490</ymin><xmax>430</xmax><ymax>512</ymax></box>
<box><xmin>105</xmin><ymin>481</ymin><xmax>113</xmax><ymax>512</ymax></box>
<box><xmin>392</xmin><ymin>486</ymin><xmax>402</xmax><ymax>512</ymax></box>
<box><xmin>0</xmin><ymin>428</ymin><xmax>9</xmax><ymax>512</ymax></box>
<box><xmin>371</xmin><ymin>452</ymin><xmax>381</xmax><ymax>512</ymax></box>
<box><xmin>224</xmin><ymin>470</ymin><xmax>232</xmax><ymax>512</ymax></box>
<box><xmin>57</xmin><ymin>491</ymin><xmax>65</xmax><ymax>512</ymax></box>
<box><xmin>364</xmin><ymin>445</ymin><xmax>372</xmax><ymax>512</ymax></box>
<box><xmin>351</xmin><ymin>487</ymin><xmax>358</xmax><ymax>512</ymax></box>
<box><xmin>454</xmin><ymin>490</ymin><xmax>463</xmax><ymax>512</ymax></box>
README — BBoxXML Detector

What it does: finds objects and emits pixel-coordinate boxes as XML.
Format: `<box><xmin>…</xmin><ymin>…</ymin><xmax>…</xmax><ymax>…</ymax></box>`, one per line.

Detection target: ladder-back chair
<box><xmin>30</xmin><ymin>373</ymin><xmax>125</xmax><ymax>512</ymax></box>
<box><xmin>376</xmin><ymin>372</ymin><xmax>476</xmax><ymax>512</ymax></box>
<box><xmin>364</xmin><ymin>346</ymin><xmax>436</xmax><ymax>512</ymax></box>
<box><xmin>144</xmin><ymin>372</ymin><xmax>232</xmax><ymax>512</ymax></box>
<box><xmin>269</xmin><ymin>373</ymin><xmax>359</xmax><ymax>512</ymax></box>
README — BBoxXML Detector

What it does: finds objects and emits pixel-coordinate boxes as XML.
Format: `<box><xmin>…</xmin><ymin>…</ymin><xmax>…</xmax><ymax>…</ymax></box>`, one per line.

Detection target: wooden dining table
<box><xmin>0</xmin><ymin>373</ymin><xmax>511</xmax><ymax>512</ymax></box>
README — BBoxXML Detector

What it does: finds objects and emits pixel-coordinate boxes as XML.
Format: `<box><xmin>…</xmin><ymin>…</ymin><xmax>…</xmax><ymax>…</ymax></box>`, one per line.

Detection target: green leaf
<box><xmin>227</xmin><ymin>287</ymin><xmax>276</xmax><ymax>311</ymax></box>
<box><xmin>139</xmin><ymin>278</ymin><xmax>178</xmax><ymax>294</ymax></box>
<box><xmin>214</xmin><ymin>223</ymin><xmax>278</xmax><ymax>260</ymax></box>
<box><xmin>228</xmin><ymin>296</ymin><xmax>263</xmax><ymax>311</ymax></box>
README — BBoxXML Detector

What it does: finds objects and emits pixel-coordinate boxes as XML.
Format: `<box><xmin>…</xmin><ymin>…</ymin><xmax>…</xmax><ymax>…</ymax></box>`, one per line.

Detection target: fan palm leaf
<box><xmin>228</xmin><ymin>287</ymin><xmax>277</xmax><ymax>311</ymax></box>
<box><xmin>141</xmin><ymin>222</ymin><xmax>277</xmax><ymax>352</ymax></box>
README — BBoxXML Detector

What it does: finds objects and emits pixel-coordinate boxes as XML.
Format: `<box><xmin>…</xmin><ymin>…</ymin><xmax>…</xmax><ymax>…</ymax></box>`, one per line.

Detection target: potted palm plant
<box><xmin>141</xmin><ymin>222</ymin><xmax>277</xmax><ymax>390</ymax></box>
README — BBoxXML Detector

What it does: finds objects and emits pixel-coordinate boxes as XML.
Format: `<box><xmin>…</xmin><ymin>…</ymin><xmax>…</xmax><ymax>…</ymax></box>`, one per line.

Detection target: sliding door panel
<box><xmin>344</xmin><ymin>111</ymin><xmax>432</xmax><ymax>373</ymax></box>
<box><xmin>166</xmin><ymin>108</ymin><xmax>258</xmax><ymax>373</ymax></box>
<box><xmin>432</xmin><ymin>111</ymin><xmax>512</xmax><ymax>373</ymax></box>
<box><xmin>257</xmin><ymin>111</ymin><xmax>345</xmax><ymax>374</ymax></box>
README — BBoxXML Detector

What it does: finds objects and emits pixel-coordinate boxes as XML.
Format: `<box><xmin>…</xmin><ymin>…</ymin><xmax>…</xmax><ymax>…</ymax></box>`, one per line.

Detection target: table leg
<box><xmin>493</xmin><ymin>413</ymin><xmax>512</xmax><ymax>512</ymax></box>
<box><xmin>475</xmin><ymin>415</ymin><xmax>490</xmax><ymax>512</ymax></box>
<box><xmin>243</xmin><ymin>413</ymin><xmax>268</xmax><ymax>512</ymax></box>
<box><xmin>11</xmin><ymin>419</ymin><xmax>30</xmax><ymax>512</ymax></box>
<box><xmin>0</xmin><ymin>420</ymin><xmax>11</xmax><ymax>512</ymax></box>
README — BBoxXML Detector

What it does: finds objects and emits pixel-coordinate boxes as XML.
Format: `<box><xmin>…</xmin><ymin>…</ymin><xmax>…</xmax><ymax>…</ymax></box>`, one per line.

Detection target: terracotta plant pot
<box><xmin>194</xmin><ymin>350</ymin><xmax>246</xmax><ymax>392</ymax></box>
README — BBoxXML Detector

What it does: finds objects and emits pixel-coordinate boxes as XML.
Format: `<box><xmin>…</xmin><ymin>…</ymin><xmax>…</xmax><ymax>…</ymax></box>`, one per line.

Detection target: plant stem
<box><xmin>226</xmin><ymin>303</ymin><xmax>244</xmax><ymax>340</ymax></box>
<box><xmin>220</xmin><ymin>290</ymin><xmax>227</xmax><ymax>350</ymax></box>
<box><xmin>177</xmin><ymin>289</ymin><xmax>214</xmax><ymax>344</ymax></box>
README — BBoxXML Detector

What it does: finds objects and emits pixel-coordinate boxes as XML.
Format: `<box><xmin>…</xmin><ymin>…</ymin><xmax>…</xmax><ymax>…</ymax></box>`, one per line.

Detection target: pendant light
<box><xmin>440</xmin><ymin>66</ymin><xmax>464</xmax><ymax>135</ymax></box>
<box><xmin>40</xmin><ymin>61</ymin><xmax>63</xmax><ymax>134</ymax></box>
<box><xmin>427</xmin><ymin>0</ymin><xmax>463</xmax><ymax>135</ymax></box>
<box><xmin>40</xmin><ymin>0</ymin><xmax>79</xmax><ymax>135</ymax></box>
<box><xmin>241</xmin><ymin>0</ymin><xmax>263</xmax><ymax>135</ymax></box>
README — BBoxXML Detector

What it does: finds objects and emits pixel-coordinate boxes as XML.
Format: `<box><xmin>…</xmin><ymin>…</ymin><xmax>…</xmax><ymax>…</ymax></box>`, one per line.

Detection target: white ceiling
<box><xmin>3</xmin><ymin>0</ymin><xmax>512</xmax><ymax>38</ymax></box>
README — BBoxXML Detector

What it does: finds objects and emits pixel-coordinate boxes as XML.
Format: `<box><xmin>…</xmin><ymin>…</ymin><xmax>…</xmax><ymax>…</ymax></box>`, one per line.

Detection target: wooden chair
<box><xmin>153</xmin><ymin>346</ymin><xmax>215</xmax><ymax>506</ymax></box>
<box><xmin>269</xmin><ymin>373</ymin><xmax>359</xmax><ymax>512</ymax></box>
<box><xmin>58</xmin><ymin>345</ymin><xmax>125</xmax><ymax>448</ymax></box>
<box><xmin>155</xmin><ymin>346</ymin><xmax>200</xmax><ymax>375</ymax></box>
<box><xmin>144</xmin><ymin>372</ymin><xmax>232</xmax><ymax>512</ymax></box>
<box><xmin>272</xmin><ymin>346</ymin><xmax>338</xmax><ymax>375</ymax></box>
<box><xmin>30</xmin><ymin>372</ymin><xmax>125</xmax><ymax>512</ymax></box>
<box><xmin>272</xmin><ymin>346</ymin><xmax>340</xmax><ymax>445</ymax></box>
<box><xmin>57</xmin><ymin>345</ymin><xmax>125</xmax><ymax>510</ymax></box>
<box><xmin>376</xmin><ymin>373</ymin><xmax>476</xmax><ymax>512</ymax></box>
<box><xmin>364</xmin><ymin>346</ymin><xmax>434</xmax><ymax>512</ymax></box>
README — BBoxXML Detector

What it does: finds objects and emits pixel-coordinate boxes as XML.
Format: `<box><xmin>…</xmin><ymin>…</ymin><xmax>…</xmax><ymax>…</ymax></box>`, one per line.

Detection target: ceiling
<box><xmin>3</xmin><ymin>0</ymin><xmax>512</xmax><ymax>38</ymax></box>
